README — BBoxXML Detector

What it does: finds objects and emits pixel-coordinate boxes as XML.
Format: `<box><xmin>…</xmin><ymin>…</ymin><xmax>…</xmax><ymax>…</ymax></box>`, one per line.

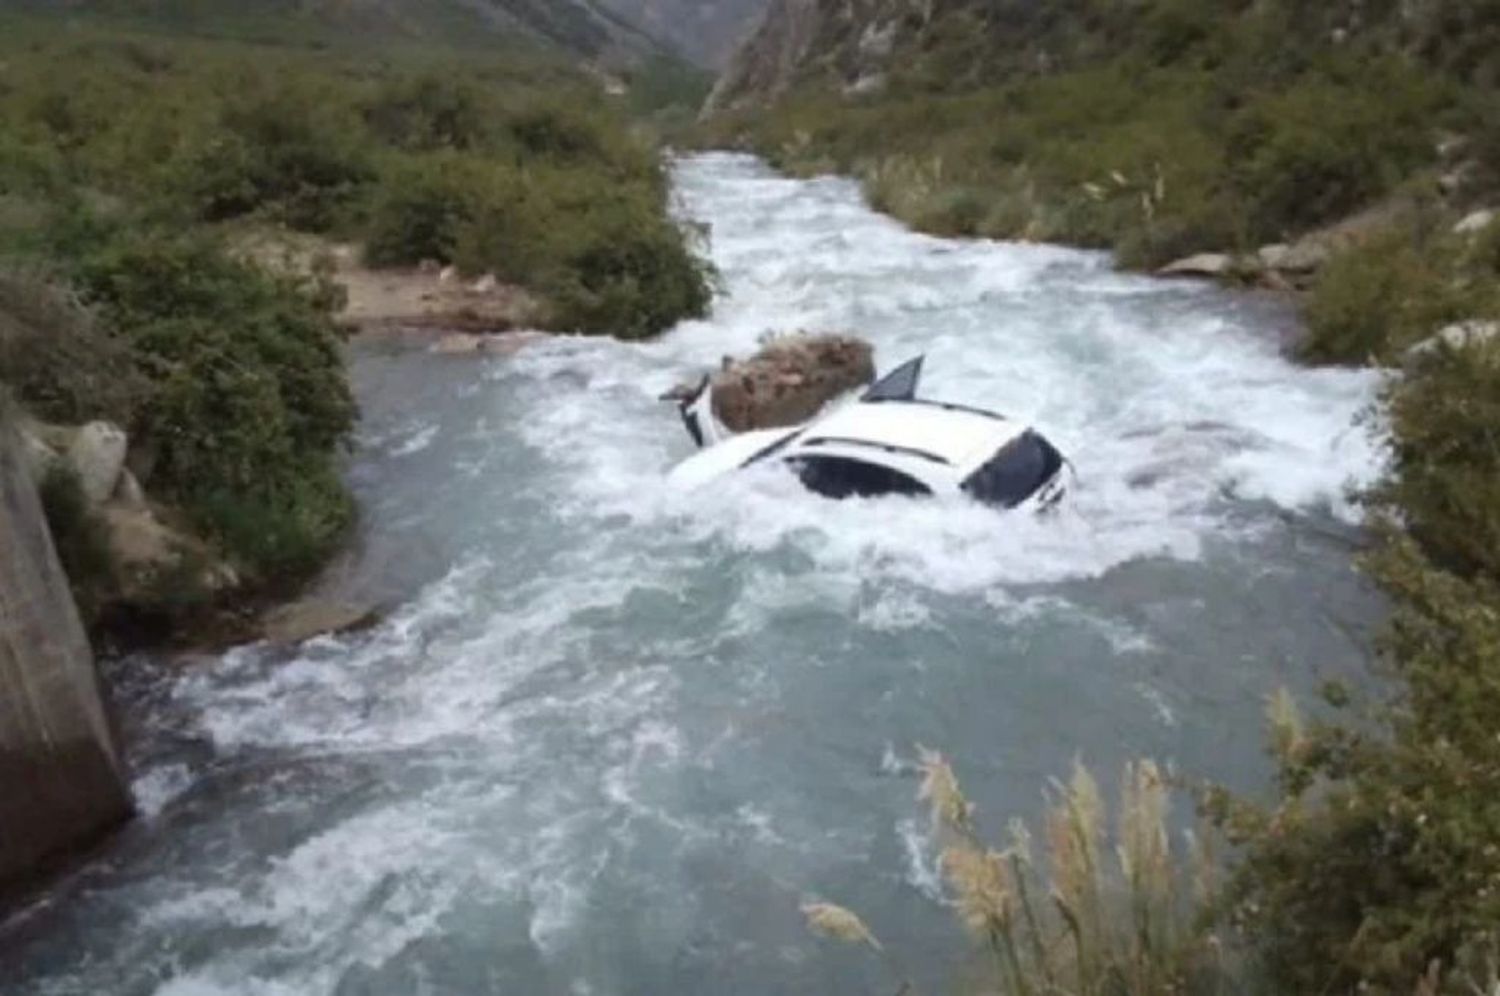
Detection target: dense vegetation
<box><xmin>0</xmin><ymin>15</ymin><xmax>710</xmax><ymax>619</ymax></box>
<box><xmin>706</xmin><ymin>0</ymin><xmax>1493</xmax><ymax>269</ymax></box>
<box><xmin>711</xmin><ymin>1</ymin><xmax>1500</xmax><ymax>992</ymax></box>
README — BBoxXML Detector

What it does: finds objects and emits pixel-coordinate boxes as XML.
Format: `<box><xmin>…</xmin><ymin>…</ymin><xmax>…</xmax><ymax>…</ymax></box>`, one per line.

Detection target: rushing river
<box><xmin>1</xmin><ymin>154</ymin><xmax>1384</xmax><ymax>994</ymax></box>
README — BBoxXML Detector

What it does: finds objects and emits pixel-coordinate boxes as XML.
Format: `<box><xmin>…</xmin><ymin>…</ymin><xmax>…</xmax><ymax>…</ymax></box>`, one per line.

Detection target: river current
<box><xmin>1</xmin><ymin>154</ymin><xmax>1384</xmax><ymax>994</ymax></box>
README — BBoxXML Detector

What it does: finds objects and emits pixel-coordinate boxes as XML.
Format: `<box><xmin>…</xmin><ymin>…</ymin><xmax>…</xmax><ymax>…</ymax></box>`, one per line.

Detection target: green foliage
<box><xmin>720</xmin><ymin>5</ymin><xmax>1454</xmax><ymax>268</ymax></box>
<box><xmin>363</xmin><ymin>154</ymin><xmax>486</xmax><ymax>268</ymax></box>
<box><xmin>1300</xmin><ymin>221</ymin><xmax>1500</xmax><ymax>364</ymax></box>
<box><xmin>66</xmin><ymin>225</ymin><xmax>357</xmax><ymax>583</ymax></box>
<box><xmin>0</xmin><ymin>20</ymin><xmax>709</xmax><ymax>339</ymax></box>
<box><xmin>0</xmin><ymin>270</ymin><xmax>145</xmax><ymax>426</ymax></box>
<box><xmin>1376</xmin><ymin>344</ymin><xmax>1500</xmax><ymax>579</ymax></box>
<box><xmin>1228</xmin><ymin>63</ymin><xmax>1443</xmax><ymax>236</ymax></box>
<box><xmin>1209</xmin><ymin>531</ymin><xmax>1500</xmax><ymax>993</ymax></box>
<box><xmin>171</xmin><ymin>77</ymin><xmax>373</xmax><ymax>230</ymax></box>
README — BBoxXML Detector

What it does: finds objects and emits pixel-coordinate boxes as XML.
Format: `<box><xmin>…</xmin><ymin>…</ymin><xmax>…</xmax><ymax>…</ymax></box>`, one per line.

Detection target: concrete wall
<box><xmin>0</xmin><ymin>403</ymin><xmax>131</xmax><ymax>888</ymax></box>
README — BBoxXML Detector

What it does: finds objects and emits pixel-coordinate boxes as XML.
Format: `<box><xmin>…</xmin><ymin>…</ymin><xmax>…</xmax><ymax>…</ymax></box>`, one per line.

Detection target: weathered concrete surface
<box><xmin>0</xmin><ymin>402</ymin><xmax>132</xmax><ymax>888</ymax></box>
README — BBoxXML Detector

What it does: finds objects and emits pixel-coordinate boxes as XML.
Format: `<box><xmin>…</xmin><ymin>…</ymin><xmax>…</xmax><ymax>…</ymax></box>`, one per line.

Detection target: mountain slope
<box><xmin>594</xmin><ymin>0</ymin><xmax>768</xmax><ymax>67</ymax></box>
<box><xmin>708</xmin><ymin>0</ymin><xmax>1500</xmax><ymax>111</ymax></box>
<box><xmin>22</xmin><ymin>0</ymin><xmax>673</xmax><ymax>60</ymax></box>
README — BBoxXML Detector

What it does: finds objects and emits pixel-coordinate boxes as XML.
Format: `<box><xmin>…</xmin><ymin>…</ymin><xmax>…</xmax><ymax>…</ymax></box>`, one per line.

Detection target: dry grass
<box><xmin>805</xmin><ymin>750</ymin><xmax>1229</xmax><ymax>995</ymax></box>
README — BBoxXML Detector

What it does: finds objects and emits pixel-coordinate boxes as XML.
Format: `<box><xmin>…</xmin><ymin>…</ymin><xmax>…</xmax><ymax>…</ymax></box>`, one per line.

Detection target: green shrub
<box><xmin>1375</xmin><ymin>344</ymin><xmax>1500</xmax><ymax>579</ymax></box>
<box><xmin>1229</xmin><ymin>66</ymin><xmax>1441</xmax><ymax>237</ymax></box>
<box><xmin>540</xmin><ymin>200</ymin><xmax>712</xmax><ymax>339</ymax></box>
<box><xmin>1210</xmin><ymin>533</ymin><xmax>1500</xmax><ymax>993</ymax></box>
<box><xmin>68</xmin><ymin>226</ymin><xmax>356</xmax><ymax>584</ymax></box>
<box><xmin>0</xmin><ymin>269</ymin><xmax>144</xmax><ymax>426</ymax></box>
<box><xmin>1300</xmin><ymin>226</ymin><xmax>1500</xmax><ymax>365</ymax></box>
<box><xmin>362</xmin><ymin>74</ymin><xmax>488</xmax><ymax>153</ymax></box>
<box><xmin>176</xmin><ymin>78</ymin><xmax>373</xmax><ymax>230</ymax></box>
<box><xmin>364</xmin><ymin>154</ymin><xmax>489</xmax><ymax>268</ymax></box>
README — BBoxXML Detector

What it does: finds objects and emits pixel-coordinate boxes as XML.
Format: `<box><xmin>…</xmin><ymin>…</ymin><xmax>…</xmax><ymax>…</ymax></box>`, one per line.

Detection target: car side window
<box><xmin>962</xmin><ymin>431</ymin><xmax>1063</xmax><ymax>508</ymax></box>
<box><xmin>786</xmin><ymin>455</ymin><xmax>933</xmax><ymax>500</ymax></box>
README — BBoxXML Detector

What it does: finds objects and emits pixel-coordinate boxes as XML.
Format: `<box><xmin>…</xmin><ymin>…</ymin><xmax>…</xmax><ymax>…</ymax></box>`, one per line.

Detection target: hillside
<box><xmin>17</xmin><ymin>0</ymin><xmax>672</xmax><ymax>61</ymax></box>
<box><xmin>596</xmin><ymin>0</ymin><xmax>768</xmax><ymax>67</ymax></box>
<box><xmin>710</xmin><ymin>0</ymin><xmax>1500</xmax><ymax>110</ymax></box>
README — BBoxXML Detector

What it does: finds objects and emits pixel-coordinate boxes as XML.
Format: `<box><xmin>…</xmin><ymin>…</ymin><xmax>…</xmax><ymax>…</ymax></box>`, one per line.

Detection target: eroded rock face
<box><xmin>0</xmin><ymin>407</ymin><xmax>132</xmax><ymax>887</ymax></box>
<box><xmin>701</xmin><ymin>333</ymin><xmax>875</xmax><ymax>431</ymax></box>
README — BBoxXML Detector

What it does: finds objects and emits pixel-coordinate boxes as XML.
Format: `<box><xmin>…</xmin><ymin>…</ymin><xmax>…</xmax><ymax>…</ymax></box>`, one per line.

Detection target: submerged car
<box><xmin>666</xmin><ymin>356</ymin><xmax>1073</xmax><ymax>512</ymax></box>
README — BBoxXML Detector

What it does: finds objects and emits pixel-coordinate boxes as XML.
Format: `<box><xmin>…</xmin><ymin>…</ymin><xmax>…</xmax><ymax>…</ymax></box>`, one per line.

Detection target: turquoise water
<box><xmin>0</xmin><ymin>154</ymin><xmax>1383</xmax><ymax>995</ymax></box>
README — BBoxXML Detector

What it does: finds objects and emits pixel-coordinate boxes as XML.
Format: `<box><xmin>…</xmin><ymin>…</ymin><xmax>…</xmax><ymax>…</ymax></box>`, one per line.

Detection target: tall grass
<box><xmin>804</xmin><ymin>750</ymin><xmax>1227</xmax><ymax>995</ymax></box>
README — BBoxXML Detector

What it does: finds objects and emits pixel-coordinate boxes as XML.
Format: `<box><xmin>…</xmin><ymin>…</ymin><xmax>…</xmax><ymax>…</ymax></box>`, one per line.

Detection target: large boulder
<box><xmin>701</xmin><ymin>334</ymin><xmax>876</xmax><ymax>432</ymax></box>
<box><xmin>66</xmin><ymin>421</ymin><xmax>127</xmax><ymax>505</ymax></box>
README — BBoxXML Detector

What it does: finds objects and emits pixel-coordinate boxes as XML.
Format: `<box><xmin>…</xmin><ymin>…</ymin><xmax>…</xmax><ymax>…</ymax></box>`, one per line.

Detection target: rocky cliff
<box><xmin>0</xmin><ymin>398</ymin><xmax>132</xmax><ymax>890</ymax></box>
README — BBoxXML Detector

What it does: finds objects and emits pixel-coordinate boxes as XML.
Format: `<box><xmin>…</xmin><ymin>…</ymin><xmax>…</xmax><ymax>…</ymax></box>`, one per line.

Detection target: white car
<box><xmin>666</xmin><ymin>356</ymin><xmax>1073</xmax><ymax>512</ymax></box>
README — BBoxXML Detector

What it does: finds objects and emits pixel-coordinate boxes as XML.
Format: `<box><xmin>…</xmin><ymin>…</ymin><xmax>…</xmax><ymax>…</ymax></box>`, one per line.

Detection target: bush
<box><xmin>0</xmin><ymin>269</ymin><xmax>145</xmax><ymax>426</ymax></box>
<box><xmin>1300</xmin><ymin>225</ymin><xmax>1500</xmax><ymax>365</ymax></box>
<box><xmin>173</xmin><ymin>77</ymin><xmax>373</xmax><ymax>230</ymax></box>
<box><xmin>68</xmin><ymin>226</ymin><xmax>356</xmax><ymax>583</ymax></box>
<box><xmin>363</xmin><ymin>154</ymin><xmax>489</xmax><ymax>268</ymax></box>
<box><xmin>362</xmin><ymin>74</ymin><xmax>488</xmax><ymax>153</ymax></box>
<box><xmin>1228</xmin><ymin>66</ymin><xmax>1441</xmax><ymax>237</ymax></box>
<box><xmin>540</xmin><ymin>199</ymin><xmax>713</xmax><ymax>339</ymax></box>
<box><xmin>1375</xmin><ymin>344</ymin><xmax>1500</xmax><ymax>579</ymax></box>
<box><xmin>1210</xmin><ymin>534</ymin><xmax>1500</xmax><ymax>993</ymax></box>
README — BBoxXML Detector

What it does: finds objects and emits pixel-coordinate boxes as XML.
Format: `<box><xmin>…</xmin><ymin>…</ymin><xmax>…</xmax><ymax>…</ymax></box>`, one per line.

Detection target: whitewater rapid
<box><xmin>0</xmin><ymin>154</ymin><xmax>1383</xmax><ymax>995</ymax></box>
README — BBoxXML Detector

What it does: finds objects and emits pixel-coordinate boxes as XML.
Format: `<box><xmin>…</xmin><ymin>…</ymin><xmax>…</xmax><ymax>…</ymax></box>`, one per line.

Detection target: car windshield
<box><xmin>961</xmin><ymin>431</ymin><xmax>1063</xmax><ymax>508</ymax></box>
<box><xmin>788</xmin><ymin>455</ymin><xmax>933</xmax><ymax>500</ymax></box>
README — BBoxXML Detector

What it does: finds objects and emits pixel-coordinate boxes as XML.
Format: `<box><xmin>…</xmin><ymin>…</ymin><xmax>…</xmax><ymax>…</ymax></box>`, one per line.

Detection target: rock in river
<box><xmin>686</xmin><ymin>333</ymin><xmax>876</xmax><ymax>432</ymax></box>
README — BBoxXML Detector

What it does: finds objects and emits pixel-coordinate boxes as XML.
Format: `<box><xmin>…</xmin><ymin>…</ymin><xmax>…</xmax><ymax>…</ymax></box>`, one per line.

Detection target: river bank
<box><xmin>0</xmin><ymin>153</ymin><xmax>1389</xmax><ymax>993</ymax></box>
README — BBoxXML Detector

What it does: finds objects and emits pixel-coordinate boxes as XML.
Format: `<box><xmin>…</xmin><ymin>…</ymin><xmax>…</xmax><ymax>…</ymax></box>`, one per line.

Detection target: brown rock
<box><xmin>705</xmin><ymin>333</ymin><xmax>876</xmax><ymax>432</ymax></box>
<box><xmin>259</xmin><ymin>599</ymin><xmax>382</xmax><ymax>647</ymax></box>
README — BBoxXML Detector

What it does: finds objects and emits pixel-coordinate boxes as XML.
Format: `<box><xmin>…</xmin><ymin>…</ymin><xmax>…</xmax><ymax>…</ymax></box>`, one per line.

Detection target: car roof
<box><xmin>794</xmin><ymin>399</ymin><xmax>1027</xmax><ymax>471</ymax></box>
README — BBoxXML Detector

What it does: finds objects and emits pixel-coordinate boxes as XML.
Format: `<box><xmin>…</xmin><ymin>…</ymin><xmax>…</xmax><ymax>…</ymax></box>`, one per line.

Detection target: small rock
<box><xmin>67</xmin><ymin>421</ymin><xmax>128</xmax><ymax>505</ymax></box>
<box><xmin>260</xmin><ymin>599</ymin><xmax>382</xmax><ymax>646</ymax></box>
<box><xmin>432</xmin><ymin>332</ymin><xmax>484</xmax><ymax>354</ymax></box>
<box><xmin>1404</xmin><ymin>320</ymin><xmax>1500</xmax><ymax>368</ymax></box>
<box><xmin>1454</xmin><ymin>209</ymin><xmax>1496</xmax><ymax>235</ymax></box>
<box><xmin>470</xmin><ymin>274</ymin><xmax>498</xmax><ymax>295</ymax></box>
<box><xmin>438</xmin><ymin>265</ymin><xmax>458</xmax><ymax>284</ymax></box>
<box><xmin>1258</xmin><ymin>242</ymin><xmax>1329</xmax><ymax>274</ymax></box>
<box><xmin>417</xmin><ymin>259</ymin><xmax>442</xmax><ymax>274</ymax></box>
<box><xmin>1158</xmin><ymin>253</ymin><xmax>1235</xmax><ymax>278</ymax></box>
